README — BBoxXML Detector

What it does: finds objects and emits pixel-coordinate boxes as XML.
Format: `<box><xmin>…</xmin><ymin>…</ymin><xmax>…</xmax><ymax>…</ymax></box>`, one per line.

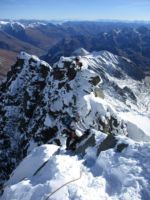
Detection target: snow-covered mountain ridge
<box><xmin>0</xmin><ymin>20</ymin><xmax>65</xmax><ymax>31</ymax></box>
<box><xmin>0</xmin><ymin>49</ymin><xmax>150</xmax><ymax>200</ymax></box>
<box><xmin>0</xmin><ymin>20</ymin><xmax>52</xmax><ymax>29</ymax></box>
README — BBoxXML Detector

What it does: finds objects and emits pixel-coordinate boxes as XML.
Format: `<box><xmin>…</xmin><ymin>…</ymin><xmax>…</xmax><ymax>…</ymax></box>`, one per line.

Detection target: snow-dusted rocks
<box><xmin>0</xmin><ymin>52</ymin><xmax>52</xmax><ymax>188</ymax></box>
<box><xmin>0</xmin><ymin>49</ymin><xmax>150</xmax><ymax>198</ymax></box>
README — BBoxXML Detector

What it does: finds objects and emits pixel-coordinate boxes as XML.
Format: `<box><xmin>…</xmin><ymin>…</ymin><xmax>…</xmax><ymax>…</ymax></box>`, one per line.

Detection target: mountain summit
<box><xmin>72</xmin><ymin>48</ymin><xmax>90</xmax><ymax>56</ymax></box>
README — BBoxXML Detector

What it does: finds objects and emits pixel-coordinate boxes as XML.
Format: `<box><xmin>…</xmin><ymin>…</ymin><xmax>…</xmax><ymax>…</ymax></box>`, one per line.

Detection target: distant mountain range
<box><xmin>0</xmin><ymin>20</ymin><xmax>150</xmax><ymax>80</ymax></box>
<box><xmin>43</xmin><ymin>25</ymin><xmax>150</xmax><ymax>74</ymax></box>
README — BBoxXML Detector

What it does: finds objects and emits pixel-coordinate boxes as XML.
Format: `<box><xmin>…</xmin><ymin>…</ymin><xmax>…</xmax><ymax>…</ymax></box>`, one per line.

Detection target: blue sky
<box><xmin>0</xmin><ymin>0</ymin><xmax>150</xmax><ymax>21</ymax></box>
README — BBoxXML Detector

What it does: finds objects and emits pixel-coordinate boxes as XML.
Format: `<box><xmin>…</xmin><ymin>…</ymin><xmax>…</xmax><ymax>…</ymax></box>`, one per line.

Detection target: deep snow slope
<box><xmin>1</xmin><ymin>140</ymin><xmax>150</xmax><ymax>200</ymax></box>
<box><xmin>0</xmin><ymin>50</ymin><xmax>150</xmax><ymax>199</ymax></box>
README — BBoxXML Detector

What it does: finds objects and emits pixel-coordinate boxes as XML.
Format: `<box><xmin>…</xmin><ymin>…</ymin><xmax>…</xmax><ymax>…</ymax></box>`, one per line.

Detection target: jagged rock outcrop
<box><xmin>0</xmin><ymin>52</ymin><xmax>52</xmax><ymax>188</ymax></box>
<box><xmin>1</xmin><ymin>50</ymin><xmax>150</xmax><ymax>190</ymax></box>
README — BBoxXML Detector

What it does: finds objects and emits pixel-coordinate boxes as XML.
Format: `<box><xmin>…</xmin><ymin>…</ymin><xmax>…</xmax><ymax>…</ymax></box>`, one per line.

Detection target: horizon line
<box><xmin>0</xmin><ymin>18</ymin><xmax>150</xmax><ymax>23</ymax></box>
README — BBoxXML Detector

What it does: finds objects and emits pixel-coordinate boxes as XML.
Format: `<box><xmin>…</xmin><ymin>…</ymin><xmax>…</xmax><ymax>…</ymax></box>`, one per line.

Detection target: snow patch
<box><xmin>1</xmin><ymin>145</ymin><xmax>110</xmax><ymax>200</ymax></box>
<box><xmin>7</xmin><ymin>145</ymin><xmax>59</xmax><ymax>186</ymax></box>
<box><xmin>119</xmin><ymin>112</ymin><xmax>150</xmax><ymax>142</ymax></box>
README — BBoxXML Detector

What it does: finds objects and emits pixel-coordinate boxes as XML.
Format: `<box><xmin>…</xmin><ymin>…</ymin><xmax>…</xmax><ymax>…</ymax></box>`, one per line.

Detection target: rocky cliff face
<box><xmin>0</xmin><ymin>50</ymin><xmax>150</xmax><ymax>190</ymax></box>
<box><xmin>0</xmin><ymin>52</ymin><xmax>52</xmax><ymax>187</ymax></box>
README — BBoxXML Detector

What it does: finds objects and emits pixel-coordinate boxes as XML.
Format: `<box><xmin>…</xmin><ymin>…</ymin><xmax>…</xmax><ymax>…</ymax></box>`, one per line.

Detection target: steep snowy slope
<box><xmin>0</xmin><ymin>50</ymin><xmax>150</xmax><ymax>199</ymax></box>
<box><xmin>1</xmin><ymin>139</ymin><xmax>150</xmax><ymax>200</ymax></box>
<box><xmin>77</xmin><ymin>50</ymin><xmax>150</xmax><ymax>140</ymax></box>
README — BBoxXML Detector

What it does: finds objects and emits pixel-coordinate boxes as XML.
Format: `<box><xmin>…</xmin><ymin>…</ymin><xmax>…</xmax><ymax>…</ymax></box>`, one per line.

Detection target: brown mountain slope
<box><xmin>0</xmin><ymin>49</ymin><xmax>16</xmax><ymax>80</ymax></box>
<box><xmin>0</xmin><ymin>30</ymin><xmax>45</xmax><ymax>80</ymax></box>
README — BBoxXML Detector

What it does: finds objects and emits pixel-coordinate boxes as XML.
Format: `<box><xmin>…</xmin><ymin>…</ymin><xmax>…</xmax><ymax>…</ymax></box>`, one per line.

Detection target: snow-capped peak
<box><xmin>72</xmin><ymin>48</ymin><xmax>90</xmax><ymax>56</ymax></box>
<box><xmin>0</xmin><ymin>20</ymin><xmax>25</xmax><ymax>30</ymax></box>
